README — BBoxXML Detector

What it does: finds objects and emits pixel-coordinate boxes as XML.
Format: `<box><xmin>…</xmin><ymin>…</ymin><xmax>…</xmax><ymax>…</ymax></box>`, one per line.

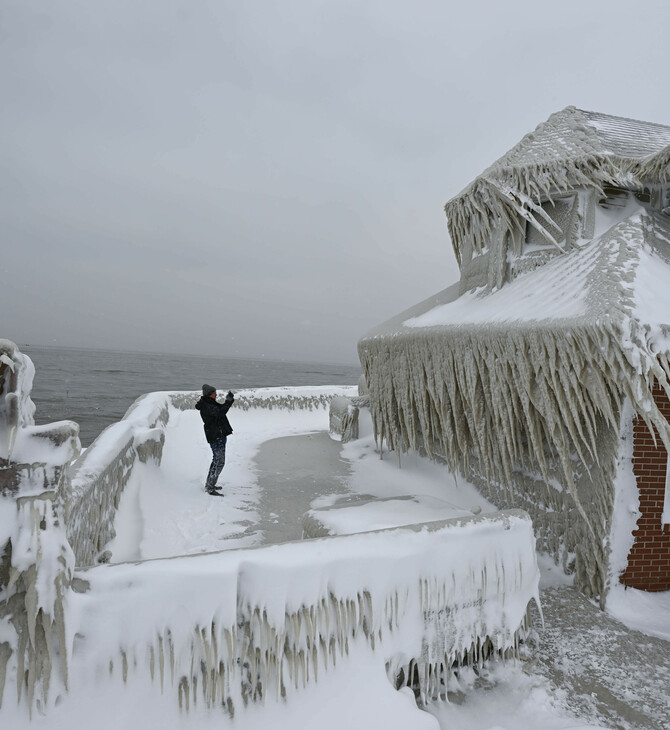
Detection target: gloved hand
<box><xmin>225</xmin><ymin>390</ymin><xmax>234</xmax><ymax>401</ymax></box>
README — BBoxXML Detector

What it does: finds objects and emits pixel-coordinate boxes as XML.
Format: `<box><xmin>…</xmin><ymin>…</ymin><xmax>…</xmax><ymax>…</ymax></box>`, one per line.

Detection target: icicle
<box><xmin>168</xmin><ymin>634</ymin><xmax>175</xmax><ymax>685</ymax></box>
<box><xmin>157</xmin><ymin>635</ymin><xmax>165</xmax><ymax>690</ymax></box>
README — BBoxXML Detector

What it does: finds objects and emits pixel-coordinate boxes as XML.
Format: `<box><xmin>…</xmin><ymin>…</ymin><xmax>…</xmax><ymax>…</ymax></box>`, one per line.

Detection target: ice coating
<box><xmin>303</xmin><ymin>495</ymin><xmax>473</xmax><ymax>537</ymax></box>
<box><xmin>68</xmin><ymin>510</ymin><xmax>539</xmax><ymax>712</ymax></box>
<box><xmin>0</xmin><ymin>339</ymin><xmax>36</xmax><ymax>461</ymax></box>
<box><xmin>0</xmin><ymin>341</ymin><xmax>79</xmax><ymax>713</ymax></box>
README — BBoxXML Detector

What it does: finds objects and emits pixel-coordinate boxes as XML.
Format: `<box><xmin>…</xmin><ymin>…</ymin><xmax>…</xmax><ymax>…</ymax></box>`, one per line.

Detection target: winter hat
<box><xmin>202</xmin><ymin>384</ymin><xmax>216</xmax><ymax>397</ymax></box>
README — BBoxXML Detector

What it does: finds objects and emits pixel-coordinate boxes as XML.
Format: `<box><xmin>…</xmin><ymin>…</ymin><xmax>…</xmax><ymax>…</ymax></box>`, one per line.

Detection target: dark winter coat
<box><xmin>195</xmin><ymin>394</ymin><xmax>234</xmax><ymax>443</ymax></box>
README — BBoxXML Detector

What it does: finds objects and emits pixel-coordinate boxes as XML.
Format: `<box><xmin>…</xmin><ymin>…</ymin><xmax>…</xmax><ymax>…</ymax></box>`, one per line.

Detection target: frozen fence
<box><xmin>170</xmin><ymin>386</ymin><xmax>358</xmax><ymax>414</ymax></box>
<box><xmin>67</xmin><ymin>509</ymin><xmax>539</xmax><ymax>713</ymax></box>
<box><xmin>66</xmin><ymin>394</ymin><xmax>170</xmax><ymax>566</ymax></box>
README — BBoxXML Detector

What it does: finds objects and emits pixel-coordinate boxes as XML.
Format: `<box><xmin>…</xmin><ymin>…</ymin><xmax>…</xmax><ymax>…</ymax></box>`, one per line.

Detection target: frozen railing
<box><xmin>66</xmin><ymin>509</ymin><xmax>539</xmax><ymax>713</ymax></box>
<box><xmin>329</xmin><ymin>394</ymin><xmax>370</xmax><ymax>442</ymax></box>
<box><xmin>66</xmin><ymin>393</ymin><xmax>171</xmax><ymax>567</ymax></box>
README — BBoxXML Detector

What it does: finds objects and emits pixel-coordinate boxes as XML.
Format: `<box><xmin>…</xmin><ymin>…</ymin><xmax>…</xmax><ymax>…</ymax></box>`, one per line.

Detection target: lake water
<box><xmin>21</xmin><ymin>345</ymin><xmax>362</xmax><ymax>446</ymax></box>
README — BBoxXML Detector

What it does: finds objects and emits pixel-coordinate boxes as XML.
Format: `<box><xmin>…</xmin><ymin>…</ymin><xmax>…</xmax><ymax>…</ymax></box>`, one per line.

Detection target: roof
<box><xmin>445</xmin><ymin>107</ymin><xmax>670</xmax><ymax>266</ymax></box>
<box><xmin>583</xmin><ymin>109</ymin><xmax>670</xmax><ymax>159</ymax></box>
<box><xmin>362</xmin><ymin>206</ymin><xmax>670</xmax><ymax>351</ymax></box>
<box><xmin>483</xmin><ymin>107</ymin><xmax>670</xmax><ymax>175</ymax></box>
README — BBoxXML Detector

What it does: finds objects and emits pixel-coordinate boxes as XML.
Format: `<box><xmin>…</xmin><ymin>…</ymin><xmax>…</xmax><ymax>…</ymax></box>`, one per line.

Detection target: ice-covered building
<box><xmin>359</xmin><ymin>107</ymin><xmax>670</xmax><ymax>604</ymax></box>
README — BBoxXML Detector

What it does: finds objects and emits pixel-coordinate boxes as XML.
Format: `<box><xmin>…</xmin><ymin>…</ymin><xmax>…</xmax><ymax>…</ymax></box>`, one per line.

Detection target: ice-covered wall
<box><xmin>59</xmin><ymin>510</ymin><xmax>538</xmax><ymax>714</ymax></box>
<box><xmin>461</xmin><ymin>412</ymin><xmax>621</xmax><ymax>603</ymax></box>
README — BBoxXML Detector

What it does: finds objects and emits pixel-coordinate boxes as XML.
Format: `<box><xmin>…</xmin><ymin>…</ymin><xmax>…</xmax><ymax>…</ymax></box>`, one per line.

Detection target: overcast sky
<box><xmin>2</xmin><ymin>0</ymin><xmax>669</xmax><ymax>365</ymax></box>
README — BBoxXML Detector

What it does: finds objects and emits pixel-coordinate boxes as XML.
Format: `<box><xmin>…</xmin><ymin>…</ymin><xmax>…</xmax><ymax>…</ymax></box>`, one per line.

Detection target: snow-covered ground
<box><xmin>5</xmin><ymin>390</ymin><xmax>669</xmax><ymax>729</ymax></box>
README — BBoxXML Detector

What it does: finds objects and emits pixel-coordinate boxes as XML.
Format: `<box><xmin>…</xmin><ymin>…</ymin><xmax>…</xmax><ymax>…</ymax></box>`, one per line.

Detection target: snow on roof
<box><xmin>368</xmin><ymin>209</ymin><xmax>670</xmax><ymax>339</ymax></box>
<box><xmin>483</xmin><ymin>107</ymin><xmax>670</xmax><ymax>174</ymax></box>
<box><xmin>583</xmin><ymin>109</ymin><xmax>670</xmax><ymax>159</ymax></box>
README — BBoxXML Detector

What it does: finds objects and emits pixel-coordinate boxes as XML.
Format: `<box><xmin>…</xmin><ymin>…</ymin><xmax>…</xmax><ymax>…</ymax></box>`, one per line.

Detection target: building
<box><xmin>358</xmin><ymin>107</ymin><xmax>670</xmax><ymax>604</ymax></box>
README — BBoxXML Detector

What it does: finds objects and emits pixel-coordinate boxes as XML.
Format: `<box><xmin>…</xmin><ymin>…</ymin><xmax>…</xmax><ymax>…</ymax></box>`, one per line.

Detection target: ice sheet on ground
<box><xmin>305</xmin><ymin>494</ymin><xmax>474</xmax><ymax>536</ymax></box>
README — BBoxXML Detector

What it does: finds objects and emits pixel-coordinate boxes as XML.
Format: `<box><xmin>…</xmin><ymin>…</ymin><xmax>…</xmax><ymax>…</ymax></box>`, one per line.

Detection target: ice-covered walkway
<box><xmin>526</xmin><ymin>587</ymin><xmax>670</xmax><ymax>730</ymax></box>
<box><xmin>107</xmin><ymin>391</ymin><xmax>358</xmax><ymax>560</ymax></box>
<box><xmin>253</xmin><ymin>432</ymin><xmax>351</xmax><ymax>543</ymax></box>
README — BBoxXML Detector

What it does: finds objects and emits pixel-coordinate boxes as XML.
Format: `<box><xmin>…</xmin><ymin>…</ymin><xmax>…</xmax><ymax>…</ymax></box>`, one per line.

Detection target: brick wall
<box><xmin>619</xmin><ymin>381</ymin><xmax>670</xmax><ymax>591</ymax></box>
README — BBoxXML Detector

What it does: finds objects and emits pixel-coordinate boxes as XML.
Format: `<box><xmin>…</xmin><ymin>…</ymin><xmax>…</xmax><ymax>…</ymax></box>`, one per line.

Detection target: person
<box><xmin>195</xmin><ymin>384</ymin><xmax>234</xmax><ymax>495</ymax></box>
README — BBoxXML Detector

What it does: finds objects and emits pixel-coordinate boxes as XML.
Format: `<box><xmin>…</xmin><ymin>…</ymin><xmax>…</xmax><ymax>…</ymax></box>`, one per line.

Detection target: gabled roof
<box><xmin>445</xmin><ymin>107</ymin><xmax>670</xmax><ymax>266</ymax></box>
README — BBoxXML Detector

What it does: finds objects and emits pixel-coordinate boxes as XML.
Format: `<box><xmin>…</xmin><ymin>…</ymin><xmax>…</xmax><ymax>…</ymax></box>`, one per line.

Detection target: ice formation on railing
<box><xmin>0</xmin><ymin>340</ymin><xmax>79</xmax><ymax>713</ymax></box>
<box><xmin>169</xmin><ymin>386</ymin><xmax>358</xmax><ymax>414</ymax></box>
<box><xmin>65</xmin><ymin>509</ymin><xmax>538</xmax><ymax>713</ymax></box>
<box><xmin>66</xmin><ymin>393</ymin><xmax>169</xmax><ymax>566</ymax></box>
<box><xmin>329</xmin><ymin>395</ymin><xmax>362</xmax><ymax>442</ymax></box>
<box><xmin>1</xmin><ymin>495</ymin><xmax>74</xmax><ymax>711</ymax></box>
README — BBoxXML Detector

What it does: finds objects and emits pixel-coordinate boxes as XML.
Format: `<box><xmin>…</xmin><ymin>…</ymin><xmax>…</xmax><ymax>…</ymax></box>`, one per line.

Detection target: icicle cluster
<box><xmin>359</xmin><ymin>304</ymin><xmax>670</xmax><ymax>601</ymax></box>
<box><xmin>0</xmin><ymin>494</ymin><xmax>74</xmax><ymax>711</ymax></box>
<box><xmin>68</xmin><ymin>510</ymin><xmax>539</xmax><ymax>712</ymax></box>
<box><xmin>0</xmin><ymin>341</ymin><xmax>78</xmax><ymax>712</ymax></box>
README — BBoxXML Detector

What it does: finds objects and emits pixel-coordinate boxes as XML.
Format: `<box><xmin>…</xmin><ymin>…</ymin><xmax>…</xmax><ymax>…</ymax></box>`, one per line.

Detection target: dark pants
<box><xmin>205</xmin><ymin>437</ymin><xmax>227</xmax><ymax>491</ymax></box>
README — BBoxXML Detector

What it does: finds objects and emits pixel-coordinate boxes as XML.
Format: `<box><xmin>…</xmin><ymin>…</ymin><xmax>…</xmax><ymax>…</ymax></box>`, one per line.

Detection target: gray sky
<box><xmin>2</xmin><ymin>0</ymin><xmax>669</xmax><ymax>365</ymax></box>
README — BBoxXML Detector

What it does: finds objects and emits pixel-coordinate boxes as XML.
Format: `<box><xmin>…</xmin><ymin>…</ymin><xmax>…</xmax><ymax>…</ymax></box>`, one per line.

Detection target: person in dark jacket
<box><xmin>195</xmin><ymin>384</ymin><xmax>234</xmax><ymax>495</ymax></box>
